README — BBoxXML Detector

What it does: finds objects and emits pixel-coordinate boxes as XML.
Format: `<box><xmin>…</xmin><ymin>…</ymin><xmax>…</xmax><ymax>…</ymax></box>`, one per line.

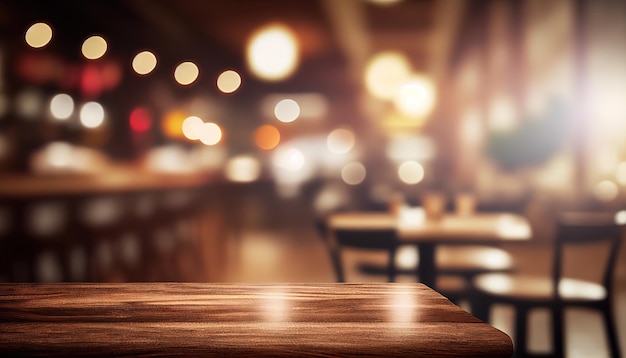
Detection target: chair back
<box><xmin>553</xmin><ymin>211</ymin><xmax>624</xmax><ymax>299</ymax></box>
<box><xmin>329</xmin><ymin>228</ymin><xmax>397</xmax><ymax>282</ymax></box>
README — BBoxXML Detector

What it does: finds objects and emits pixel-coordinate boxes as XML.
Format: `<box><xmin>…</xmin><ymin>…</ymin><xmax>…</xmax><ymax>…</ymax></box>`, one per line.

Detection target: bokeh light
<box><xmin>81</xmin><ymin>36</ymin><xmax>108</xmax><ymax>60</ymax></box>
<box><xmin>132</xmin><ymin>51</ymin><xmax>157</xmax><ymax>75</ymax></box>
<box><xmin>341</xmin><ymin>162</ymin><xmax>366</xmax><ymax>185</ymax></box>
<box><xmin>226</xmin><ymin>155</ymin><xmax>262</xmax><ymax>182</ymax></box>
<box><xmin>161</xmin><ymin>111</ymin><xmax>187</xmax><ymax>139</ymax></box>
<box><xmin>182</xmin><ymin>116</ymin><xmax>204</xmax><ymax>141</ymax></box>
<box><xmin>274</xmin><ymin>147</ymin><xmax>305</xmax><ymax>171</ymax></box>
<box><xmin>615</xmin><ymin>210</ymin><xmax>626</xmax><ymax>225</ymax></box>
<box><xmin>488</xmin><ymin>97</ymin><xmax>517</xmax><ymax>132</ymax></box>
<box><xmin>254</xmin><ymin>125</ymin><xmax>281</xmax><ymax>150</ymax></box>
<box><xmin>129</xmin><ymin>107</ymin><xmax>152</xmax><ymax>132</ymax></box>
<box><xmin>274</xmin><ymin>99</ymin><xmax>300</xmax><ymax>123</ymax></box>
<box><xmin>49</xmin><ymin>93</ymin><xmax>74</xmax><ymax>120</ymax></box>
<box><xmin>174</xmin><ymin>62</ymin><xmax>199</xmax><ymax>85</ymax></box>
<box><xmin>326</xmin><ymin>128</ymin><xmax>356</xmax><ymax>154</ymax></box>
<box><xmin>593</xmin><ymin>180</ymin><xmax>619</xmax><ymax>202</ymax></box>
<box><xmin>25</xmin><ymin>23</ymin><xmax>52</xmax><ymax>48</ymax></box>
<box><xmin>365</xmin><ymin>52</ymin><xmax>411</xmax><ymax>100</ymax></box>
<box><xmin>216</xmin><ymin>70</ymin><xmax>242</xmax><ymax>94</ymax></box>
<box><xmin>398</xmin><ymin>161</ymin><xmax>425</xmax><ymax>184</ymax></box>
<box><xmin>15</xmin><ymin>89</ymin><xmax>43</xmax><ymax>119</ymax></box>
<box><xmin>247</xmin><ymin>24</ymin><xmax>299</xmax><ymax>81</ymax></box>
<box><xmin>199</xmin><ymin>122</ymin><xmax>222</xmax><ymax>145</ymax></box>
<box><xmin>79</xmin><ymin>102</ymin><xmax>105</xmax><ymax>128</ymax></box>
<box><xmin>394</xmin><ymin>75</ymin><xmax>436</xmax><ymax>118</ymax></box>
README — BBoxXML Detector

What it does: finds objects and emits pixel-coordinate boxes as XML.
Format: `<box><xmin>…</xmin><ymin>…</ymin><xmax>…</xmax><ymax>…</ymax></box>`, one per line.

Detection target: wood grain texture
<box><xmin>0</xmin><ymin>283</ymin><xmax>513</xmax><ymax>357</ymax></box>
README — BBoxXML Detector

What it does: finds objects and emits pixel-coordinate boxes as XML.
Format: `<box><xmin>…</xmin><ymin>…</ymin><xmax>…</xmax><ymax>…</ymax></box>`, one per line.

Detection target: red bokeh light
<box><xmin>129</xmin><ymin>107</ymin><xmax>152</xmax><ymax>132</ymax></box>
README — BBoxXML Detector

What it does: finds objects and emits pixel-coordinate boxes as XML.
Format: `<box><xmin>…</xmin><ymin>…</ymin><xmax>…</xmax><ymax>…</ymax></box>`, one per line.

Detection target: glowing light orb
<box><xmin>247</xmin><ymin>24</ymin><xmax>299</xmax><ymax>81</ymax></box>
<box><xmin>174</xmin><ymin>62</ymin><xmax>199</xmax><ymax>85</ymax></box>
<box><xmin>254</xmin><ymin>125</ymin><xmax>281</xmax><ymax>150</ymax></box>
<box><xmin>327</xmin><ymin>128</ymin><xmax>356</xmax><ymax>154</ymax></box>
<box><xmin>394</xmin><ymin>75</ymin><xmax>436</xmax><ymax>118</ymax></box>
<box><xmin>25</xmin><ymin>23</ymin><xmax>52</xmax><ymax>48</ymax></box>
<box><xmin>182</xmin><ymin>116</ymin><xmax>204</xmax><ymax>141</ymax></box>
<box><xmin>82</xmin><ymin>36</ymin><xmax>108</xmax><ymax>60</ymax></box>
<box><xmin>274</xmin><ymin>99</ymin><xmax>300</xmax><ymax>123</ymax></box>
<box><xmin>79</xmin><ymin>102</ymin><xmax>105</xmax><ymax>128</ymax></box>
<box><xmin>199</xmin><ymin>122</ymin><xmax>222</xmax><ymax>146</ymax></box>
<box><xmin>132</xmin><ymin>51</ymin><xmax>157</xmax><ymax>75</ymax></box>
<box><xmin>216</xmin><ymin>70</ymin><xmax>242</xmax><ymax>94</ymax></box>
<box><xmin>398</xmin><ymin>161</ymin><xmax>424</xmax><ymax>184</ymax></box>
<box><xmin>50</xmin><ymin>93</ymin><xmax>74</xmax><ymax>120</ymax></box>
<box><xmin>365</xmin><ymin>52</ymin><xmax>411</xmax><ymax>100</ymax></box>
<box><xmin>226</xmin><ymin>155</ymin><xmax>261</xmax><ymax>182</ymax></box>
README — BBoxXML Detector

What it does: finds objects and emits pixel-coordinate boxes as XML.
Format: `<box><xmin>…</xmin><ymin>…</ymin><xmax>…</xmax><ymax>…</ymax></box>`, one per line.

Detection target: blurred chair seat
<box><xmin>474</xmin><ymin>274</ymin><xmax>607</xmax><ymax>301</ymax></box>
<box><xmin>472</xmin><ymin>211</ymin><xmax>623</xmax><ymax>358</ymax></box>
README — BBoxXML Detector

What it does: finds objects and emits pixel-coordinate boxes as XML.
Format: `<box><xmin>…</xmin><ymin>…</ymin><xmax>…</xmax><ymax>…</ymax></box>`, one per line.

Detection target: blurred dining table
<box><xmin>327</xmin><ymin>209</ymin><xmax>532</xmax><ymax>288</ymax></box>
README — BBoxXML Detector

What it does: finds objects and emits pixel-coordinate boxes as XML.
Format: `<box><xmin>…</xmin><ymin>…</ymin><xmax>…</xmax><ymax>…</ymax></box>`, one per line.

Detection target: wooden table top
<box><xmin>0</xmin><ymin>283</ymin><xmax>513</xmax><ymax>357</ymax></box>
<box><xmin>329</xmin><ymin>211</ymin><xmax>532</xmax><ymax>243</ymax></box>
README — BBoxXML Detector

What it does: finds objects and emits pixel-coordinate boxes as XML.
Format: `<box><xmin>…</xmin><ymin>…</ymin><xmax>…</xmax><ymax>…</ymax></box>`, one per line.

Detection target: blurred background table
<box><xmin>0</xmin><ymin>283</ymin><xmax>513</xmax><ymax>357</ymax></box>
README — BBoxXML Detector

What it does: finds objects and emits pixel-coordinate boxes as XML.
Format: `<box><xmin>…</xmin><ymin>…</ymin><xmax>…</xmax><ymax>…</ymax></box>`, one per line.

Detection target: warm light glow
<box><xmin>247</xmin><ymin>24</ymin><xmax>299</xmax><ymax>81</ymax></box>
<box><xmin>225</xmin><ymin>155</ymin><xmax>262</xmax><ymax>182</ymax></box>
<box><xmin>274</xmin><ymin>99</ymin><xmax>300</xmax><ymax>123</ymax></box>
<box><xmin>386</xmin><ymin>135</ymin><xmax>435</xmax><ymax>163</ymax></box>
<box><xmin>593</xmin><ymin>180</ymin><xmax>619</xmax><ymax>202</ymax></box>
<box><xmin>174</xmin><ymin>62</ymin><xmax>199</xmax><ymax>85</ymax></box>
<box><xmin>365</xmin><ymin>52</ymin><xmax>411</xmax><ymax>100</ymax></box>
<box><xmin>132</xmin><ymin>51</ymin><xmax>157</xmax><ymax>75</ymax></box>
<box><xmin>398</xmin><ymin>161</ymin><xmax>424</xmax><ymax>184</ymax></box>
<box><xmin>341</xmin><ymin>162</ymin><xmax>366</xmax><ymax>185</ymax></box>
<box><xmin>49</xmin><ymin>93</ymin><xmax>74</xmax><ymax>120</ymax></box>
<box><xmin>262</xmin><ymin>93</ymin><xmax>328</xmax><ymax>120</ymax></box>
<box><xmin>488</xmin><ymin>97</ymin><xmax>517</xmax><ymax>132</ymax></box>
<box><xmin>182</xmin><ymin>116</ymin><xmax>204</xmax><ymax>141</ymax></box>
<box><xmin>79</xmin><ymin>102</ymin><xmax>105</xmax><ymax>128</ymax></box>
<box><xmin>129</xmin><ymin>107</ymin><xmax>152</xmax><ymax>132</ymax></box>
<box><xmin>254</xmin><ymin>125</ymin><xmax>281</xmax><ymax>150</ymax></box>
<box><xmin>161</xmin><ymin>111</ymin><xmax>187</xmax><ymax>139</ymax></box>
<box><xmin>216</xmin><ymin>70</ymin><xmax>242</xmax><ymax>93</ymax></box>
<box><xmin>326</xmin><ymin>128</ymin><xmax>356</xmax><ymax>154</ymax></box>
<box><xmin>616</xmin><ymin>162</ymin><xmax>626</xmax><ymax>185</ymax></box>
<box><xmin>199</xmin><ymin>122</ymin><xmax>222</xmax><ymax>145</ymax></box>
<box><xmin>275</xmin><ymin>147</ymin><xmax>305</xmax><ymax>171</ymax></box>
<box><xmin>394</xmin><ymin>75</ymin><xmax>436</xmax><ymax>118</ymax></box>
<box><xmin>25</xmin><ymin>23</ymin><xmax>52</xmax><ymax>48</ymax></box>
<box><xmin>395</xmin><ymin>245</ymin><xmax>418</xmax><ymax>269</ymax></box>
<box><xmin>81</xmin><ymin>36</ymin><xmax>108</xmax><ymax>60</ymax></box>
<box><xmin>615</xmin><ymin>210</ymin><xmax>626</xmax><ymax>225</ymax></box>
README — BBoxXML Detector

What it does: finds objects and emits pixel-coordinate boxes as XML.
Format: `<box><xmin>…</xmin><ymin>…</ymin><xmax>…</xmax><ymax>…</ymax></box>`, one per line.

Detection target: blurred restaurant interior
<box><xmin>0</xmin><ymin>0</ymin><xmax>626</xmax><ymax>356</ymax></box>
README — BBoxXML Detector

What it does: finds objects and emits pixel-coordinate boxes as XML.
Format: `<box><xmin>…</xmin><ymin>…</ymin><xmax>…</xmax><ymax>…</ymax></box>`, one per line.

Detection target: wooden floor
<box><xmin>213</xmin><ymin>221</ymin><xmax>626</xmax><ymax>358</ymax></box>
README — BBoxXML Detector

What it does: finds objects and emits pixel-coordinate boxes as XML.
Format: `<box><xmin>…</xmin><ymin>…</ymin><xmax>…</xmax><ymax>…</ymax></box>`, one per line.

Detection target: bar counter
<box><xmin>0</xmin><ymin>283</ymin><xmax>513</xmax><ymax>357</ymax></box>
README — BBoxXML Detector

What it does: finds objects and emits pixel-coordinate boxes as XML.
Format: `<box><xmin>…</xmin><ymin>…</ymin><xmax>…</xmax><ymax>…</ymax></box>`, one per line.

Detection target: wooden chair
<box><xmin>472</xmin><ymin>211</ymin><xmax>624</xmax><ymax>357</ymax></box>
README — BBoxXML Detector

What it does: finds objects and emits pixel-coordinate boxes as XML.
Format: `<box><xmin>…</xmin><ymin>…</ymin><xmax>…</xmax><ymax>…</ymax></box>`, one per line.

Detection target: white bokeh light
<box><xmin>398</xmin><ymin>161</ymin><xmax>425</xmax><ymax>184</ymax></box>
<box><xmin>182</xmin><ymin>116</ymin><xmax>204</xmax><ymax>141</ymax></box>
<box><xmin>216</xmin><ymin>70</ymin><xmax>242</xmax><ymax>94</ymax></box>
<box><xmin>247</xmin><ymin>24</ymin><xmax>299</xmax><ymax>81</ymax></box>
<box><xmin>226</xmin><ymin>155</ymin><xmax>262</xmax><ymax>183</ymax></box>
<box><xmin>274</xmin><ymin>99</ymin><xmax>300</xmax><ymax>123</ymax></box>
<box><xmin>132</xmin><ymin>51</ymin><xmax>157</xmax><ymax>75</ymax></box>
<box><xmin>341</xmin><ymin>162</ymin><xmax>366</xmax><ymax>185</ymax></box>
<box><xmin>79</xmin><ymin>102</ymin><xmax>105</xmax><ymax>128</ymax></box>
<box><xmin>174</xmin><ymin>62</ymin><xmax>199</xmax><ymax>85</ymax></box>
<box><xmin>50</xmin><ymin>93</ymin><xmax>74</xmax><ymax>120</ymax></box>
<box><xmin>327</xmin><ymin>128</ymin><xmax>356</xmax><ymax>154</ymax></box>
<box><xmin>199</xmin><ymin>122</ymin><xmax>222</xmax><ymax>146</ymax></box>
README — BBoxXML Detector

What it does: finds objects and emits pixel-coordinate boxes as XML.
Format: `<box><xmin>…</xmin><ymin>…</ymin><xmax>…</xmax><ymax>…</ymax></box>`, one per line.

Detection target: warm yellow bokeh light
<box><xmin>81</xmin><ymin>36</ymin><xmax>108</xmax><ymax>60</ymax></box>
<box><xmin>274</xmin><ymin>147</ymin><xmax>305</xmax><ymax>171</ymax></box>
<box><xmin>161</xmin><ymin>111</ymin><xmax>187</xmax><ymax>139</ymax></box>
<box><xmin>394</xmin><ymin>75</ymin><xmax>436</xmax><ymax>118</ymax></box>
<box><xmin>132</xmin><ymin>51</ymin><xmax>157</xmax><ymax>75</ymax></box>
<box><xmin>50</xmin><ymin>93</ymin><xmax>74</xmax><ymax>120</ymax></box>
<box><xmin>488</xmin><ymin>97</ymin><xmax>517</xmax><ymax>132</ymax></box>
<box><xmin>216</xmin><ymin>70</ymin><xmax>242</xmax><ymax>94</ymax></box>
<box><xmin>593</xmin><ymin>180</ymin><xmax>619</xmax><ymax>202</ymax></box>
<box><xmin>247</xmin><ymin>24</ymin><xmax>299</xmax><ymax>81</ymax></box>
<box><xmin>254</xmin><ymin>125</ymin><xmax>281</xmax><ymax>150</ymax></box>
<box><xmin>327</xmin><ymin>128</ymin><xmax>355</xmax><ymax>154</ymax></box>
<box><xmin>199</xmin><ymin>123</ymin><xmax>222</xmax><ymax>146</ymax></box>
<box><xmin>182</xmin><ymin>116</ymin><xmax>204</xmax><ymax>141</ymax></box>
<box><xmin>365</xmin><ymin>52</ymin><xmax>411</xmax><ymax>100</ymax></box>
<box><xmin>79</xmin><ymin>102</ymin><xmax>105</xmax><ymax>128</ymax></box>
<box><xmin>398</xmin><ymin>161</ymin><xmax>424</xmax><ymax>184</ymax></box>
<box><xmin>174</xmin><ymin>62</ymin><xmax>199</xmax><ymax>85</ymax></box>
<box><xmin>226</xmin><ymin>155</ymin><xmax>262</xmax><ymax>183</ymax></box>
<box><xmin>274</xmin><ymin>99</ymin><xmax>300</xmax><ymax>123</ymax></box>
<box><xmin>25</xmin><ymin>22</ymin><xmax>52</xmax><ymax>48</ymax></box>
<box><xmin>341</xmin><ymin>162</ymin><xmax>366</xmax><ymax>185</ymax></box>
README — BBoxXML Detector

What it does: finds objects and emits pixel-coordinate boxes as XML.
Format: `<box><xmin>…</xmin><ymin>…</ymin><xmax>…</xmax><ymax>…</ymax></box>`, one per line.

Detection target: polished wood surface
<box><xmin>0</xmin><ymin>283</ymin><xmax>513</xmax><ymax>357</ymax></box>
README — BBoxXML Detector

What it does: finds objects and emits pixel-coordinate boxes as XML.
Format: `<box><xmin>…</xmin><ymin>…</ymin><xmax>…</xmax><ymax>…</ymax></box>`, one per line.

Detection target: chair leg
<box><xmin>471</xmin><ymin>298</ymin><xmax>491</xmax><ymax>323</ymax></box>
<box><xmin>552</xmin><ymin>307</ymin><xmax>564</xmax><ymax>358</ymax></box>
<box><xmin>514</xmin><ymin>306</ymin><xmax>528</xmax><ymax>357</ymax></box>
<box><xmin>602</xmin><ymin>304</ymin><xmax>621</xmax><ymax>358</ymax></box>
